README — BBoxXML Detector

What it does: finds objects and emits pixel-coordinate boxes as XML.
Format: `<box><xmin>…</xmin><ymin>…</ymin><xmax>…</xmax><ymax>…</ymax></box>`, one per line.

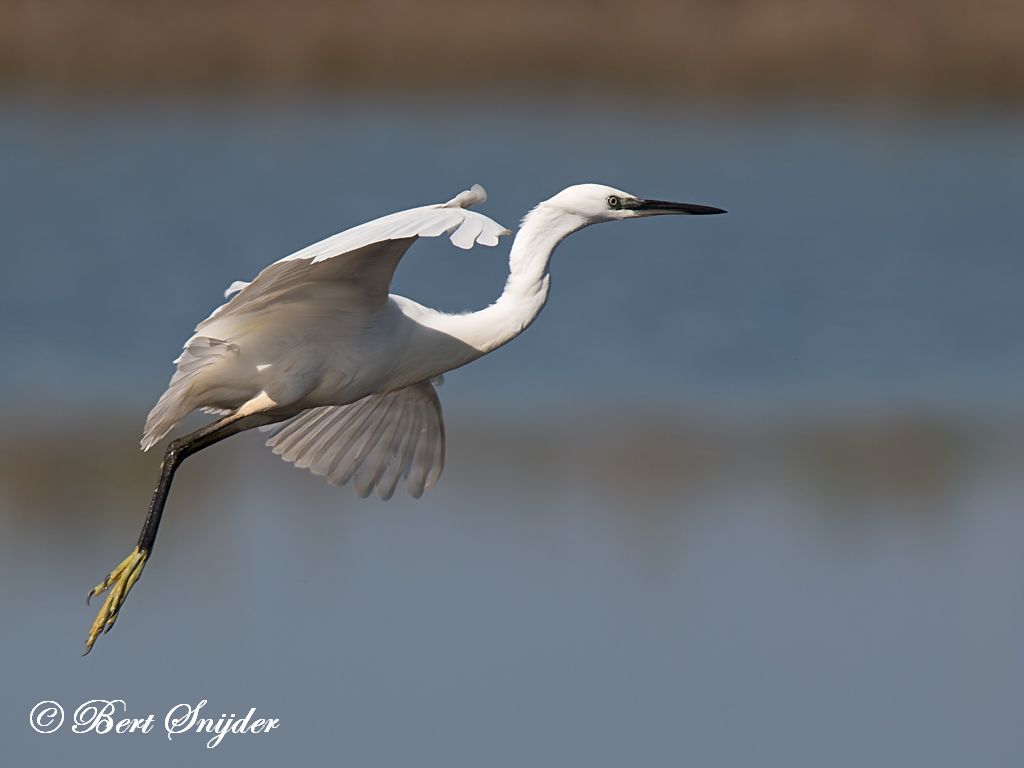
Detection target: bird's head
<box><xmin>540</xmin><ymin>183</ymin><xmax>726</xmax><ymax>224</ymax></box>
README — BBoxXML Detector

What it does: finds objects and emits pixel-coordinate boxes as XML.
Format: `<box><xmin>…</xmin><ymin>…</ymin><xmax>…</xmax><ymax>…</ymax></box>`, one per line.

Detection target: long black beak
<box><xmin>623</xmin><ymin>198</ymin><xmax>726</xmax><ymax>215</ymax></box>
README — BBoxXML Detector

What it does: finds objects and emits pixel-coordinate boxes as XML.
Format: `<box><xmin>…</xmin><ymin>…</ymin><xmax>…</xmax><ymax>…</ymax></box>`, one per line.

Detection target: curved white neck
<box><xmin>424</xmin><ymin>203</ymin><xmax>587</xmax><ymax>358</ymax></box>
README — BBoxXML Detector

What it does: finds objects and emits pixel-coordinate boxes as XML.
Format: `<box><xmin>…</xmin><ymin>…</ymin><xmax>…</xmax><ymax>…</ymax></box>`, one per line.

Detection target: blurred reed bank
<box><xmin>1</xmin><ymin>0</ymin><xmax>1022</xmax><ymax>104</ymax></box>
<box><xmin>1</xmin><ymin>2</ymin><xmax>1023</xmax><ymax>767</ymax></box>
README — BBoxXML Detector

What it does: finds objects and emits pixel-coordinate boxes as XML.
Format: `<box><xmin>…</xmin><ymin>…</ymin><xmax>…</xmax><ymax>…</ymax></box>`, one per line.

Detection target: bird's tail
<box><xmin>141</xmin><ymin>386</ymin><xmax>192</xmax><ymax>451</ymax></box>
<box><xmin>140</xmin><ymin>335</ymin><xmax>239</xmax><ymax>450</ymax></box>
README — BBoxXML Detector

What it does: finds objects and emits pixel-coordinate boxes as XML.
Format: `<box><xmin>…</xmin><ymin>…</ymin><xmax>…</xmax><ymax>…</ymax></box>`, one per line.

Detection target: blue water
<box><xmin>2</xmin><ymin>99</ymin><xmax>1023</xmax><ymax>767</ymax></box>
<box><xmin>2</xmin><ymin>100</ymin><xmax>1022</xmax><ymax>415</ymax></box>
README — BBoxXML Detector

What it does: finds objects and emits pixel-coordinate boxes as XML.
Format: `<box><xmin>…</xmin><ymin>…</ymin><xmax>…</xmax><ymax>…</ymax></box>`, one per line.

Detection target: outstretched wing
<box><xmin>141</xmin><ymin>185</ymin><xmax>507</xmax><ymax>449</ymax></box>
<box><xmin>265</xmin><ymin>380</ymin><xmax>445</xmax><ymax>500</ymax></box>
<box><xmin>197</xmin><ymin>184</ymin><xmax>509</xmax><ymax>334</ymax></box>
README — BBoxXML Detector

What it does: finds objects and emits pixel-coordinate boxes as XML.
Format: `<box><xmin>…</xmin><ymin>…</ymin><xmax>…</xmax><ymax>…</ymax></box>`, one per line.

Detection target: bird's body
<box><xmin>159</xmin><ymin>282</ymin><xmax>448</xmax><ymax>426</ymax></box>
<box><xmin>83</xmin><ymin>182</ymin><xmax>724</xmax><ymax>653</ymax></box>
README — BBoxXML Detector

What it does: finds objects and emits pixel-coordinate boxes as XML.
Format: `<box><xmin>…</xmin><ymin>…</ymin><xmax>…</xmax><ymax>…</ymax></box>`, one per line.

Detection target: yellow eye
<box><xmin>607</xmin><ymin>195</ymin><xmax>621</xmax><ymax>209</ymax></box>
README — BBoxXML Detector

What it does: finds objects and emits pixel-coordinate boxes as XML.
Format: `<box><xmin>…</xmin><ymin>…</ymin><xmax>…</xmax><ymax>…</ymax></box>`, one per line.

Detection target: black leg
<box><xmin>135</xmin><ymin>412</ymin><xmax>270</xmax><ymax>553</ymax></box>
<box><xmin>83</xmin><ymin>410</ymin><xmax>281</xmax><ymax>654</ymax></box>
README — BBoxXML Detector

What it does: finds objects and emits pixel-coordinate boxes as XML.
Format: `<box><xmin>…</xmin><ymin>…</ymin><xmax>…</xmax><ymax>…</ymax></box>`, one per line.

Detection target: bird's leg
<box><xmin>83</xmin><ymin>404</ymin><xmax>280</xmax><ymax>655</ymax></box>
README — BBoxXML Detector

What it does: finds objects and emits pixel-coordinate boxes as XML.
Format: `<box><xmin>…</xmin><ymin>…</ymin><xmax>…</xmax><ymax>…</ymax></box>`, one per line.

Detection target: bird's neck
<box><xmin>427</xmin><ymin>204</ymin><xmax>586</xmax><ymax>357</ymax></box>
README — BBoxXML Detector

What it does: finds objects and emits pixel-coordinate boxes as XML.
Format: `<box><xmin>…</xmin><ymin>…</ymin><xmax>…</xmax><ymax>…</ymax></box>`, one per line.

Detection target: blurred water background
<box><xmin>2</xmin><ymin>2</ymin><xmax>1024</xmax><ymax>766</ymax></box>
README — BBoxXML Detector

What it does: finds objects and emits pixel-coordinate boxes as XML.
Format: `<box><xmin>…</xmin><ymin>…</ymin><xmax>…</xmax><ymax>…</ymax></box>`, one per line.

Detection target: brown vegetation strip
<box><xmin>1</xmin><ymin>0</ymin><xmax>1022</xmax><ymax>103</ymax></box>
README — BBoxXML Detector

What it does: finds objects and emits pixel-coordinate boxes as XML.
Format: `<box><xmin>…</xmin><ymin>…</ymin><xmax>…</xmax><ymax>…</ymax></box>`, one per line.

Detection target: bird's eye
<box><xmin>607</xmin><ymin>195</ymin><xmax>621</xmax><ymax>209</ymax></box>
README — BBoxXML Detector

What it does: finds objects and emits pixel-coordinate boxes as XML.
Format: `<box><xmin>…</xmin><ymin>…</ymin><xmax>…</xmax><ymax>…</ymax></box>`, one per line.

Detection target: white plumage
<box><xmin>141</xmin><ymin>185</ymin><xmax>508</xmax><ymax>497</ymax></box>
<box><xmin>140</xmin><ymin>182</ymin><xmax>725</xmax><ymax>499</ymax></box>
<box><xmin>83</xmin><ymin>181</ymin><xmax>724</xmax><ymax>653</ymax></box>
<box><xmin>266</xmin><ymin>378</ymin><xmax>444</xmax><ymax>499</ymax></box>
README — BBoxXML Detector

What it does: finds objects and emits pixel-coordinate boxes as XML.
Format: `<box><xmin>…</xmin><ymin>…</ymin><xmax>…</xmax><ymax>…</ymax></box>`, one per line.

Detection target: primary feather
<box><xmin>265</xmin><ymin>379</ymin><xmax>444</xmax><ymax>500</ymax></box>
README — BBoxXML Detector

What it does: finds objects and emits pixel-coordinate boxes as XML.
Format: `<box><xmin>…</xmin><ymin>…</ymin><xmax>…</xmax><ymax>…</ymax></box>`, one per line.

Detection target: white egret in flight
<box><xmin>83</xmin><ymin>183</ymin><xmax>725</xmax><ymax>653</ymax></box>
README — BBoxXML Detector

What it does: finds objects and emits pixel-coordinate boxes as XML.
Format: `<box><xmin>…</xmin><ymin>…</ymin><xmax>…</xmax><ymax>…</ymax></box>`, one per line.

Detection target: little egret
<box><xmin>83</xmin><ymin>183</ymin><xmax>724</xmax><ymax>654</ymax></box>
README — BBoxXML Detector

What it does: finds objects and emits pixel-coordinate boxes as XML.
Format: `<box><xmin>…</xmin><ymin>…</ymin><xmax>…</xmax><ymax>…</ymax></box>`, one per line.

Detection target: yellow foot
<box><xmin>83</xmin><ymin>547</ymin><xmax>149</xmax><ymax>655</ymax></box>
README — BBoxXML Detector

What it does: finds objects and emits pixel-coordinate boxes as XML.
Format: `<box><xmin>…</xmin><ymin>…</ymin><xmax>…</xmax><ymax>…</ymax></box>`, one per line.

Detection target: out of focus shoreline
<box><xmin>2</xmin><ymin>409</ymin><xmax>1020</xmax><ymax>521</ymax></box>
<box><xmin>2</xmin><ymin>0</ymin><xmax>1022</xmax><ymax>106</ymax></box>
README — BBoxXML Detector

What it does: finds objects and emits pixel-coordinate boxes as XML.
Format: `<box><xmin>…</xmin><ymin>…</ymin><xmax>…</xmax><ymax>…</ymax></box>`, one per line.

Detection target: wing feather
<box><xmin>377</xmin><ymin>402</ymin><xmax>416</xmax><ymax>501</ymax></box>
<box><xmin>370</xmin><ymin>400</ymin><xmax>411</xmax><ymax>499</ymax></box>
<box><xmin>332</xmin><ymin>396</ymin><xmax>393</xmax><ymax>488</ymax></box>
<box><xmin>267</xmin><ymin>380</ymin><xmax>445</xmax><ymax>499</ymax></box>
<box><xmin>406</xmin><ymin>405</ymin><xmax>437</xmax><ymax>498</ymax></box>
<box><xmin>198</xmin><ymin>184</ymin><xmax>510</xmax><ymax>335</ymax></box>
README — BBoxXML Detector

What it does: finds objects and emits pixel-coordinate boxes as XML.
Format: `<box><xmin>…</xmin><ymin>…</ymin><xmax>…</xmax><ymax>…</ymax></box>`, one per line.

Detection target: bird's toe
<box><xmin>83</xmin><ymin>547</ymin><xmax>149</xmax><ymax>655</ymax></box>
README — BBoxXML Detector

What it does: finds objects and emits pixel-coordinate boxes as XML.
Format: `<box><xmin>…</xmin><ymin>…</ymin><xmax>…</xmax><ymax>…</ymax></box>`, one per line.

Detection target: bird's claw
<box><xmin>83</xmin><ymin>547</ymin><xmax>149</xmax><ymax>655</ymax></box>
